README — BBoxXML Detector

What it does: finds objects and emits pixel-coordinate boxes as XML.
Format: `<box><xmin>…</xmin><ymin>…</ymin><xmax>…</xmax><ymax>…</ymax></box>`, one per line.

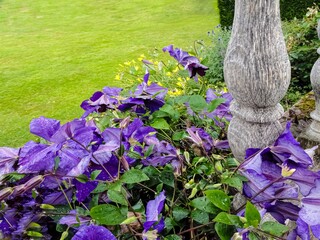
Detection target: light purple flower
<box><xmin>300</xmin><ymin>179</ymin><xmax>320</xmax><ymax>226</ymax></box>
<box><xmin>72</xmin><ymin>224</ymin><xmax>116</xmax><ymax>240</ymax></box>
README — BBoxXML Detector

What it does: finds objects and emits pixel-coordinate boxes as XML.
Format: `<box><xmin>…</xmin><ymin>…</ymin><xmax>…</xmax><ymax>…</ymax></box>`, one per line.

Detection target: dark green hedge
<box><xmin>218</xmin><ymin>0</ymin><xmax>319</xmax><ymax>27</ymax></box>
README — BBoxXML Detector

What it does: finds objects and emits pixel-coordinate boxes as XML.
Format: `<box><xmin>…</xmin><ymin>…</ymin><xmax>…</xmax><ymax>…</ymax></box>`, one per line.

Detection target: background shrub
<box><xmin>218</xmin><ymin>0</ymin><xmax>319</xmax><ymax>27</ymax></box>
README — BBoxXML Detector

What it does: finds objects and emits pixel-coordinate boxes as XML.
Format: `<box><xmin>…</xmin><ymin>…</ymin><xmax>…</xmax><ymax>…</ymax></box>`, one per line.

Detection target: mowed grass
<box><xmin>0</xmin><ymin>0</ymin><xmax>219</xmax><ymax>147</ymax></box>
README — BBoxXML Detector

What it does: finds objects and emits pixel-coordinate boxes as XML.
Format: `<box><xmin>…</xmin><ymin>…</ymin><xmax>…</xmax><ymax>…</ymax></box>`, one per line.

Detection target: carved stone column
<box><xmin>305</xmin><ymin>20</ymin><xmax>320</xmax><ymax>142</ymax></box>
<box><xmin>224</xmin><ymin>0</ymin><xmax>291</xmax><ymax>160</ymax></box>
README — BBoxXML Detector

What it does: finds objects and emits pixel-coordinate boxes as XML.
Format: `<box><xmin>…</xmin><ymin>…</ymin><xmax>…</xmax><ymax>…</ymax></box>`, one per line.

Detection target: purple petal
<box><xmin>273</xmin><ymin>122</ymin><xmax>312</xmax><ymax>167</ymax></box>
<box><xmin>0</xmin><ymin>147</ymin><xmax>19</xmax><ymax>174</ymax></box>
<box><xmin>67</xmin><ymin>155</ymin><xmax>91</xmax><ymax>177</ymax></box>
<box><xmin>300</xmin><ymin>179</ymin><xmax>320</xmax><ymax>226</ymax></box>
<box><xmin>43</xmin><ymin>189</ymin><xmax>73</xmax><ymax>205</ymax></box>
<box><xmin>265</xmin><ymin>201</ymin><xmax>300</xmax><ymax>223</ymax></box>
<box><xmin>102</xmin><ymin>87</ymin><xmax>122</xmax><ymax>96</ymax></box>
<box><xmin>59</xmin><ymin>210</ymin><xmax>91</xmax><ymax>226</ymax></box>
<box><xmin>72</xmin><ymin>225</ymin><xmax>116</xmax><ymax>240</ymax></box>
<box><xmin>144</xmin><ymin>191</ymin><xmax>166</xmax><ymax>232</ymax></box>
<box><xmin>18</xmin><ymin>143</ymin><xmax>60</xmax><ymax>173</ymax></box>
<box><xmin>30</xmin><ymin>116</ymin><xmax>60</xmax><ymax>141</ymax></box>
<box><xmin>311</xmin><ymin>224</ymin><xmax>320</xmax><ymax>239</ymax></box>
<box><xmin>296</xmin><ymin>218</ymin><xmax>311</xmax><ymax>240</ymax></box>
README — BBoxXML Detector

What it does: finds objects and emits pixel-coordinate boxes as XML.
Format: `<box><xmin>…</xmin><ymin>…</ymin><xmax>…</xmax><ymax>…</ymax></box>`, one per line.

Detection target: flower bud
<box><xmin>0</xmin><ymin>187</ymin><xmax>13</xmax><ymax>201</ymax></box>
<box><xmin>120</xmin><ymin>116</ymin><xmax>131</xmax><ymax>129</ymax></box>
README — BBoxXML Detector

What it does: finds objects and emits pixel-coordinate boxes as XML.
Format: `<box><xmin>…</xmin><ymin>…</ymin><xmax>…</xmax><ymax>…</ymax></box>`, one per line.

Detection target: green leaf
<box><xmin>207</xmin><ymin>98</ymin><xmax>226</xmax><ymax>112</ymax></box>
<box><xmin>127</xmin><ymin>149</ymin><xmax>142</xmax><ymax>160</ymax></box>
<box><xmin>214</xmin><ymin>212</ymin><xmax>244</xmax><ymax>228</ymax></box>
<box><xmin>107</xmin><ymin>188</ymin><xmax>128</xmax><ymax>206</ymax></box>
<box><xmin>245</xmin><ymin>201</ymin><xmax>261</xmax><ymax>228</ymax></box>
<box><xmin>54</xmin><ymin>156</ymin><xmax>60</xmax><ymax>171</ymax></box>
<box><xmin>90</xmin><ymin>204</ymin><xmax>127</xmax><ymax>225</ymax></box>
<box><xmin>92</xmin><ymin>183</ymin><xmax>108</xmax><ymax>193</ymax></box>
<box><xmin>151</xmin><ymin>118</ymin><xmax>170</xmax><ymax>130</ymax></box>
<box><xmin>160</xmin><ymin>168</ymin><xmax>175</xmax><ymax>187</ymax></box>
<box><xmin>189</xmin><ymin>95</ymin><xmax>207</xmax><ymax>112</ymax></box>
<box><xmin>75</xmin><ymin>174</ymin><xmax>89</xmax><ymax>183</ymax></box>
<box><xmin>222</xmin><ymin>176</ymin><xmax>243</xmax><ymax>191</ymax></box>
<box><xmin>248</xmin><ymin>232</ymin><xmax>260</xmax><ymax>240</ymax></box>
<box><xmin>205</xmin><ymin>190</ymin><xmax>231</xmax><ymax>211</ymax></box>
<box><xmin>173</xmin><ymin>206</ymin><xmax>189</xmax><ymax>221</ymax></box>
<box><xmin>191</xmin><ymin>209</ymin><xmax>209</xmax><ymax>224</ymax></box>
<box><xmin>260</xmin><ymin>221</ymin><xmax>289</xmax><ymax>237</ymax></box>
<box><xmin>164</xmin><ymin>235</ymin><xmax>182</xmax><ymax>240</ymax></box>
<box><xmin>121</xmin><ymin>169</ymin><xmax>149</xmax><ymax>184</ymax></box>
<box><xmin>145</xmin><ymin>144</ymin><xmax>155</xmax><ymax>158</ymax></box>
<box><xmin>172</xmin><ymin>131</ymin><xmax>187</xmax><ymax>141</ymax></box>
<box><xmin>214</xmin><ymin>222</ymin><xmax>235</xmax><ymax>240</ymax></box>
<box><xmin>89</xmin><ymin>194</ymin><xmax>99</xmax><ymax>209</ymax></box>
<box><xmin>190</xmin><ymin>196</ymin><xmax>219</xmax><ymax>214</ymax></box>
<box><xmin>90</xmin><ymin>170</ymin><xmax>102</xmax><ymax>180</ymax></box>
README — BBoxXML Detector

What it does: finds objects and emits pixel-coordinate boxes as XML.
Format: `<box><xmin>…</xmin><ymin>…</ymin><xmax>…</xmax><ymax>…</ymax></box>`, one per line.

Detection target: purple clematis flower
<box><xmin>72</xmin><ymin>224</ymin><xmax>116</xmax><ymax>240</ymax></box>
<box><xmin>187</xmin><ymin>126</ymin><xmax>214</xmax><ymax>153</ymax></box>
<box><xmin>118</xmin><ymin>71</ymin><xmax>167</xmax><ymax>114</ymax></box>
<box><xmin>205</xmin><ymin>89</ymin><xmax>233</xmax><ymax>123</ymax></box>
<box><xmin>80</xmin><ymin>87</ymin><xmax>122</xmax><ymax>118</ymax></box>
<box><xmin>143</xmin><ymin>191</ymin><xmax>166</xmax><ymax>236</ymax></box>
<box><xmin>163</xmin><ymin>45</ymin><xmax>208</xmax><ymax>79</ymax></box>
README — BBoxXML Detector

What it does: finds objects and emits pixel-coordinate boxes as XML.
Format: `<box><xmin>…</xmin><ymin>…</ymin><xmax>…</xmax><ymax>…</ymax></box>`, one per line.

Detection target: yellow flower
<box><xmin>124</xmin><ymin>61</ymin><xmax>131</xmax><ymax>66</ymax></box>
<box><xmin>173</xmin><ymin>67</ymin><xmax>179</xmax><ymax>73</ymax></box>
<box><xmin>138</xmin><ymin>54</ymin><xmax>146</xmax><ymax>61</ymax></box>
<box><xmin>134</xmin><ymin>66</ymin><xmax>139</xmax><ymax>71</ymax></box>
<box><xmin>115</xmin><ymin>74</ymin><xmax>121</xmax><ymax>80</ymax></box>
<box><xmin>166</xmin><ymin>72</ymin><xmax>172</xmax><ymax>77</ymax></box>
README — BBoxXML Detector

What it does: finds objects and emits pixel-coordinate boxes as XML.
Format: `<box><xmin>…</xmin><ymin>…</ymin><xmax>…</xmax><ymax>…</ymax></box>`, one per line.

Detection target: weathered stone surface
<box><xmin>224</xmin><ymin>0</ymin><xmax>290</xmax><ymax>160</ymax></box>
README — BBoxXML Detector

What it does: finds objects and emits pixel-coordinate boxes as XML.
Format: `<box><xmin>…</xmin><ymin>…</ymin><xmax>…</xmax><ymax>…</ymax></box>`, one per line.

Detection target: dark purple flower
<box><xmin>119</xmin><ymin>71</ymin><xmax>167</xmax><ymax>114</ymax></box>
<box><xmin>205</xmin><ymin>89</ymin><xmax>233</xmax><ymax>122</ymax></box>
<box><xmin>72</xmin><ymin>224</ymin><xmax>116</xmax><ymax>240</ymax></box>
<box><xmin>0</xmin><ymin>208</ymin><xmax>17</xmax><ymax>236</ymax></box>
<box><xmin>80</xmin><ymin>87</ymin><xmax>122</xmax><ymax>118</ymax></box>
<box><xmin>163</xmin><ymin>45</ymin><xmax>208</xmax><ymax>78</ymax></box>
<box><xmin>143</xmin><ymin>191</ymin><xmax>166</xmax><ymax>233</ymax></box>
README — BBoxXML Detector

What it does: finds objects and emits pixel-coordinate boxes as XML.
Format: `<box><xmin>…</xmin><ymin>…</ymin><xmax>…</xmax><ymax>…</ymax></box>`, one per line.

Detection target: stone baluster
<box><xmin>224</xmin><ymin>0</ymin><xmax>291</xmax><ymax>160</ymax></box>
<box><xmin>304</xmin><ymin>20</ymin><xmax>320</xmax><ymax>142</ymax></box>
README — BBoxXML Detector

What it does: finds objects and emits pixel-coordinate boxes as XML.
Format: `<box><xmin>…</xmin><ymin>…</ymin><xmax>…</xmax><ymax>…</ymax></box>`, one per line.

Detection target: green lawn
<box><xmin>0</xmin><ymin>0</ymin><xmax>219</xmax><ymax>147</ymax></box>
